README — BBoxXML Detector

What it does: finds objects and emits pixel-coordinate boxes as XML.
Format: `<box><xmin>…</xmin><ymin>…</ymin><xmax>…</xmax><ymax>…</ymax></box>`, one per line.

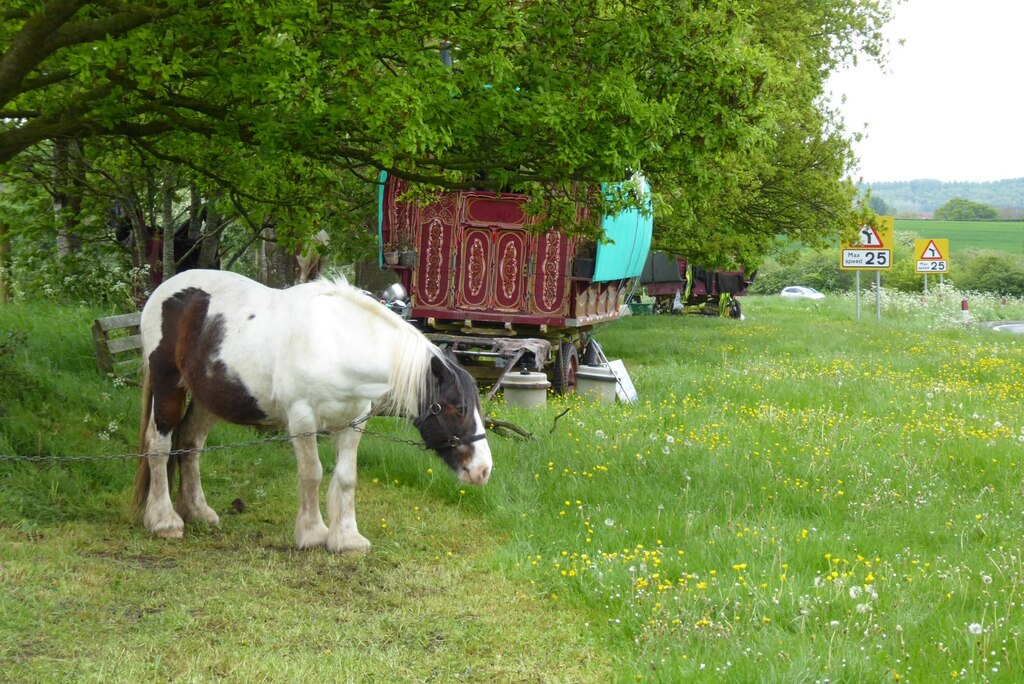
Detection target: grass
<box><xmin>3</xmin><ymin>292</ymin><xmax>1024</xmax><ymax>682</ymax></box>
<box><xmin>896</xmin><ymin>219</ymin><xmax>1024</xmax><ymax>256</ymax></box>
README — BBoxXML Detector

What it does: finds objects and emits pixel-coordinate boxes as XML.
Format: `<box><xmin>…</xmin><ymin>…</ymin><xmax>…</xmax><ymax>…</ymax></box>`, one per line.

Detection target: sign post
<box><xmin>855</xmin><ymin>271</ymin><xmax>861</xmax><ymax>319</ymax></box>
<box><xmin>841</xmin><ymin>217</ymin><xmax>894</xmax><ymax>321</ymax></box>
<box><xmin>914</xmin><ymin>239</ymin><xmax>950</xmax><ymax>300</ymax></box>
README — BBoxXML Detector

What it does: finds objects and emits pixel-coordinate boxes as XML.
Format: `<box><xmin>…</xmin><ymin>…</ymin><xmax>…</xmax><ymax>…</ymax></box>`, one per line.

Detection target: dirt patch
<box><xmin>87</xmin><ymin>550</ymin><xmax>179</xmax><ymax>570</ymax></box>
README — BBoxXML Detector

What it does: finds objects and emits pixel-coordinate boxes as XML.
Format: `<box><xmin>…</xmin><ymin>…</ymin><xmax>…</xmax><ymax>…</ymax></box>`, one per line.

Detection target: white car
<box><xmin>780</xmin><ymin>286</ymin><xmax>825</xmax><ymax>300</ymax></box>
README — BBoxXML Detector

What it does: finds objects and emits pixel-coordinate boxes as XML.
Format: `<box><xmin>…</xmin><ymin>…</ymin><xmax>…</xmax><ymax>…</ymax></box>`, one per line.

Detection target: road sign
<box><xmin>914</xmin><ymin>238</ymin><xmax>950</xmax><ymax>274</ymax></box>
<box><xmin>842</xmin><ymin>249</ymin><xmax>891</xmax><ymax>269</ymax></box>
<box><xmin>841</xmin><ymin>217</ymin><xmax>894</xmax><ymax>271</ymax></box>
<box><xmin>857</xmin><ymin>224</ymin><xmax>884</xmax><ymax>246</ymax></box>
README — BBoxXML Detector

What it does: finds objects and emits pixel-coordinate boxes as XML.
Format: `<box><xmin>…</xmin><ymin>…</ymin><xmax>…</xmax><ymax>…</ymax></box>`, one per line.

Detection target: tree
<box><xmin>0</xmin><ymin>2</ymin><xmax>792</xmax><ymax>184</ymax></box>
<box><xmin>934</xmin><ymin>197</ymin><xmax>999</xmax><ymax>221</ymax></box>
<box><xmin>649</xmin><ymin>0</ymin><xmax>890</xmax><ymax>269</ymax></box>
<box><xmin>1</xmin><ymin>0</ymin><xmax>894</xmax><ymax>278</ymax></box>
<box><xmin>868</xmin><ymin>194</ymin><xmax>893</xmax><ymax>216</ymax></box>
<box><xmin>957</xmin><ymin>249</ymin><xmax>1024</xmax><ymax>297</ymax></box>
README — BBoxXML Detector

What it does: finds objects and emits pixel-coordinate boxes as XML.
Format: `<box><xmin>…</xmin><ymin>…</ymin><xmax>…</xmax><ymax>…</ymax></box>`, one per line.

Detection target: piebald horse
<box><xmin>133</xmin><ymin>269</ymin><xmax>492</xmax><ymax>553</ymax></box>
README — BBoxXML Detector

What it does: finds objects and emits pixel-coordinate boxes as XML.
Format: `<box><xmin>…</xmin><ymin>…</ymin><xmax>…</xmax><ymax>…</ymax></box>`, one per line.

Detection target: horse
<box><xmin>132</xmin><ymin>269</ymin><xmax>492</xmax><ymax>553</ymax></box>
<box><xmin>296</xmin><ymin>229</ymin><xmax>330</xmax><ymax>283</ymax></box>
<box><xmin>112</xmin><ymin>205</ymin><xmax>217</xmax><ymax>284</ymax></box>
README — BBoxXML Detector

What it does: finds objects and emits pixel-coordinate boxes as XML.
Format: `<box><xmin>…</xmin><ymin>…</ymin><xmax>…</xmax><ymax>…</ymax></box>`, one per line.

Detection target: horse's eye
<box><xmin>456</xmin><ymin>405</ymin><xmax>468</xmax><ymax>417</ymax></box>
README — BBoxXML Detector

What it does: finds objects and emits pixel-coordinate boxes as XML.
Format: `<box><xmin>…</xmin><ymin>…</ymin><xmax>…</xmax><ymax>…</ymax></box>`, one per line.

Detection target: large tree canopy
<box><xmin>934</xmin><ymin>197</ymin><xmax>999</xmax><ymax>221</ymax></box>
<box><xmin>1</xmin><ymin>0</ymin><xmax>893</xmax><ymax>266</ymax></box>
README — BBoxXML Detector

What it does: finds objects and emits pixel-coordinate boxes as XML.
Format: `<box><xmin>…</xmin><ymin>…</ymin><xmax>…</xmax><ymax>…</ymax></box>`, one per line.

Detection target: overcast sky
<box><xmin>826</xmin><ymin>0</ymin><xmax>1024</xmax><ymax>183</ymax></box>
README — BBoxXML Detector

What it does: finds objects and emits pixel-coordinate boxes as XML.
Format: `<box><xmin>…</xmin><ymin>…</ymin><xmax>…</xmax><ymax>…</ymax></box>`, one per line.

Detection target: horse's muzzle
<box><xmin>459</xmin><ymin>449</ymin><xmax>492</xmax><ymax>485</ymax></box>
<box><xmin>460</xmin><ymin>463</ymin><xmax>491</xmax><ymax>486</ymax></box>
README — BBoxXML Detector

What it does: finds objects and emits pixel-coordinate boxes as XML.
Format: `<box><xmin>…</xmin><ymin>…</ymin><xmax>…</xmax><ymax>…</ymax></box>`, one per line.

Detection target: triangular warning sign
<box><xmin>857</xmin><ymin>224</ymin><xmax>883</xmax><ymax>247</ymax></box>
<box><xmin>920</xmin><ymin>239</ymin><xmax>944</xmax><ymax>260</ymax></box>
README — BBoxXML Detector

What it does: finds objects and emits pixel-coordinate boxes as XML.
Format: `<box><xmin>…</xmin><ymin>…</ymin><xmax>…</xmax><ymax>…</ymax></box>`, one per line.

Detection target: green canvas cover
<box><xmin>592</xmin><ymin>178</ymin><xmax>654</xmax><ymax>282</ymax></box>
<box><xmin>376</xmin><ymin>170</ymin><xmax>388</xmax><ymax>267</ymax></box>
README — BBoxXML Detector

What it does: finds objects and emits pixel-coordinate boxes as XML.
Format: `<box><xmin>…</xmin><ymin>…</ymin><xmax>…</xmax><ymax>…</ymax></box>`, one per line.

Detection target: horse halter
<box><xmin>414</xmin><ymin>402</ymin><xmax>487</xmax><ymax>451</ymax></box>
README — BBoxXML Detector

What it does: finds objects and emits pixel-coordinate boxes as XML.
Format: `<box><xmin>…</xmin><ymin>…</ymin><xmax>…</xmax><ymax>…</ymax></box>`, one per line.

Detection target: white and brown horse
<box><xmin>133</xmin><ymin>269</ymin><xmax>492</xmax><ymax>553</ymax></box>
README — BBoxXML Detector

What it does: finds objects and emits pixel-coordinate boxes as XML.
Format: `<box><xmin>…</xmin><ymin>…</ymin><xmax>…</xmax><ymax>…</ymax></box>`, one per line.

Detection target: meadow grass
<box><xmin>896</xmin><ymin>219</ymin><xmax>1024</xmax><ymax>256</ymax></box>
<box><xmin>0</xmin><ymin>304</ymin><xmax>606</xmax><ymax>682</ymax></box>
<box><xmin>2</xmin><ymin>293</ymin><xmax>1024</xmax><ymax>682</ymax></box>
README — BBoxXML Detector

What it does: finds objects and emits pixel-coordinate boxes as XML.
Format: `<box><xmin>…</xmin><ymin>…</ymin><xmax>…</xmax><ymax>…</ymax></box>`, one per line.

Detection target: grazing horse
<box><xmin>133</xmin><ymin>269</ymin><xmax>492</xmax><ymax>553</ymax></box>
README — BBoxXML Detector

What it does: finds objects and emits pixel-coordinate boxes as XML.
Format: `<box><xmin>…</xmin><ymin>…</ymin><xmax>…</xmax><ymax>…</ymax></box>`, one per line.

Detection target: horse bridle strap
<box><xmin>416</xmin><ymin>402</ymin><xmax>487</xmax><ymax>450</ymax></box>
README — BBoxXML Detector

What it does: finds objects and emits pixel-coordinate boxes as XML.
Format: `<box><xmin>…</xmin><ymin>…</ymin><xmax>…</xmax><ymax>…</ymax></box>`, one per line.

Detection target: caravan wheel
<box><xmin>553</xmin><ymin>342</ymin><xmax>579</xmax><ymax>394</ymax></box>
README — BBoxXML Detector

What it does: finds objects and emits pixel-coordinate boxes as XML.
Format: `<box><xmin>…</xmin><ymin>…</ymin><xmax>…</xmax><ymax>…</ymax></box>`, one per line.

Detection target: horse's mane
<box><xmin>312</xmin><ymin>275</ymin><xmax>449</xmax><ymax>418</ymax></box>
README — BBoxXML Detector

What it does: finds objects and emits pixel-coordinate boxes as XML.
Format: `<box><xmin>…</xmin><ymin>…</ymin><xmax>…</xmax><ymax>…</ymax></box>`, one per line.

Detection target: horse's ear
<box><xmin>430</xmin><ymin>355</ymin><xmax>447</xmax><ymax>380</ymax></box>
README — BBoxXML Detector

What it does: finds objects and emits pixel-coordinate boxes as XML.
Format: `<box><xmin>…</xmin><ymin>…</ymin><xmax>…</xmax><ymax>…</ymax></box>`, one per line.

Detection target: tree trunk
<box><xmin>188</xmin><ymin>182</ymin><xmax>203</xmax><ymax>241</ymax></box>
<box><xmin>53</xmin><ymin>137</ymin><xmax>83</xmax><ymax>256</ymax></box>
<box><xmin>259</xmin><ymin>220</ymin><xmax>294</xmax><ymax>288</ymax></box>
<box><xmin>257</xmin><ymin>223</ymin><xmax>269</xmax><ymax>284</ymax></box>
<box><xmin>271</xmin><ymin>240</ymin><xmax>295</xmax><ymax>286</ymax></box>
<box><xmin>160</xmin><ymin>162</ymin><xmax>176</xmax><ymax>281</ymax></box>
<box><xmin>197</xmin><ymin>191</ymin><xmax>223</xmax><ymax>270</ymax></box>
<box><xmin>124</xmin><ymin>197</ymin><xmax>152</xmax><ymax>305</ymax></box>
<box><xmin>0</xmin><ymin>221</ymin><xmax>10</xmax><ymax>304</ymax></box>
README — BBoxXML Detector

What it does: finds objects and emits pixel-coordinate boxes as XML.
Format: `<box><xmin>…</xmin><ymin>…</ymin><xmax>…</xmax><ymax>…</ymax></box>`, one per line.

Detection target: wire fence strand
<box><xmin>0</xmin><ymin>417</ymin><xmax>427</xmax><ymax>464</ymax></box>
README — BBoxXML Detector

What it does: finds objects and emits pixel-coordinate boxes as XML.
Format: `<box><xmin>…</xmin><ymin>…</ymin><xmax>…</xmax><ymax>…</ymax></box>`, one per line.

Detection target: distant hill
<box><xmin>863</xmin><ymin>178</ymin><xmax>1024</xmax><ymax>214</ymax></box>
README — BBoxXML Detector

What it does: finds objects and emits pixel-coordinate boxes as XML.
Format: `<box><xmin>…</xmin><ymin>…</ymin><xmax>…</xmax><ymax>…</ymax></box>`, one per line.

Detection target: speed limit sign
<box><xmin>914</xmin><ymin>239</ymin><xmax>949</xmax><ymax>274</ymax></box>
<box><xmin>840</xmin><ymin>220</ymin><xmax>894</xmax><ymax>271</ymax></box>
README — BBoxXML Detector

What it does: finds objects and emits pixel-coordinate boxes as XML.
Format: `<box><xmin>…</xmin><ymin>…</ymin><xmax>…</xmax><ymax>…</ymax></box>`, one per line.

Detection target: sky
<box><xmin>825</xmin><ymin>0</ymin><xmax>1024</xmax><ymax>183</ymax></box>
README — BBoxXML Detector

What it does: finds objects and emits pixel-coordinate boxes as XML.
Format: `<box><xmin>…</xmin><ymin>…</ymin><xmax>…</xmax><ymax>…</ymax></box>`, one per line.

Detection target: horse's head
<box><xmin>414</xmin><ymin>356</ymin><xmax>493</xmax><ymax>485</ymax></box>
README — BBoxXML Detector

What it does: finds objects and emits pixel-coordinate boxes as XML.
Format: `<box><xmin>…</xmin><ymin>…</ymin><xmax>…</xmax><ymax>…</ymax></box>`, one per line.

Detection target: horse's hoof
<box><xmin>145</xmin><ymin>509</ymin><xmax>185</xmax><ymax>539</ymax></box>
<box><xmin>340</xmin><ymin>545</ymin><xmax>370</xmax><ymax>556</ymax></box>
<box><xmin>196</xmin><ymin>509</ymin><xmax>221</xmax><ymax>528</ymax></box>
<box><xmin>326</xmin><ymin>532</ymin><xmax>371</xmax><ymax>555</ymax></box>
<box><xmin>295</xmin><ymin>522</ymin><xmax>330</xmax><ymax>549</ymax></box>
<box><xmin>177</xmin><ymin>500</ymin><xmax>221</xmax><ymax>527</ymax></box>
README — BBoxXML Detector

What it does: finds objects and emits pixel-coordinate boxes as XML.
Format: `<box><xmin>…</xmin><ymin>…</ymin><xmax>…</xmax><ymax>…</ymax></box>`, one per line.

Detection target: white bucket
<box><xmin>576</xmin><ymin>364</ymin><xmax>618</xmax><ymax>403</ymax></box>
<box><xmin>501</xmin><ymin>371</ymin><xmax>551</xmax><ymax>408</ymax></box>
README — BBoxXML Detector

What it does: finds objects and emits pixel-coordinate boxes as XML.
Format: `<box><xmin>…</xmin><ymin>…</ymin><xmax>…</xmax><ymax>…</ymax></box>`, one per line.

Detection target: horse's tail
<box><xmin>133</xmin><ymin>357</ymin><xmax>182</xmax><ymax>517</ymax></box>
<box><xmin>132</xmin><ymin>359</ymin><xmax>153</xmax><ymax>517</ymax></box>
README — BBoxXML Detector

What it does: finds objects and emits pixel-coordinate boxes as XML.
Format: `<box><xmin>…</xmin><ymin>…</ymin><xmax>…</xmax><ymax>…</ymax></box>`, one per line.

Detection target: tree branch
<box><xmin>485</xmin><ymin>416</ymin><xmax>533</xmax><ymax>441</ymax></box>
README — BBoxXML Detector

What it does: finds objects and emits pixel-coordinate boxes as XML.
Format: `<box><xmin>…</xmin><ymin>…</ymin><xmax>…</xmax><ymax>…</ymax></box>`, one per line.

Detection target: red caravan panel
<box><xmin>531</xmin><ymin>232</ymin><xmax>571</xmax><ymax>317</ymax></box>
<box><xmin>455</xmin><ymin>228</ymin><xmax>528</xmax><ymax>312</ymax></box>
<box><xmin>456</xmin><ymin>193</ymin><xmax>530</xmax><ymax>313</ymax></box>
<box><xmin>382</xmin><ymin>177</ymin><xmax>417</xmax><ymax>252</ymax></box>
<box><xmin>383</xmin><ymin>176</ymin><xmax>606</xmax><ymax>326</ymax></box>
<box><xmin>458</xmin><ymin>228</ymin><xmax>491</xmax><ymax>308</ymax></box>
<box><xmin>415</xmin><ymin>195</ymin><xmax>458</xmax><ymax>309</ymax></box>
<box><xmin>492</xmin><ymin>230</ymin><xmax>528</xmax><ymax>311</ymax></box>
<box><xmin>463</xmin><ymin>193</ymin><xmax>528</xmax><ymax>228</ymax></box>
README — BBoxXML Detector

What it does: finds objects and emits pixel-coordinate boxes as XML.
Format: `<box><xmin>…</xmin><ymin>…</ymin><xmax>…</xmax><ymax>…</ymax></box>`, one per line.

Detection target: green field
<box><xmin>896</xmin><ymin>219</ymin><xmax>1024</xmax><ymax>256</ymax></box>
<box><xmin>3</xmin><ymin>293</ymin><xmax>1024</xmax><ymax>681</ymax></box>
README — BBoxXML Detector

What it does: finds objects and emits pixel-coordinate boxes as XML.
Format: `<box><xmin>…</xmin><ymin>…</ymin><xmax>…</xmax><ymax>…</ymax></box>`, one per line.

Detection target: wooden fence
<box><xmin>91</xmin><ymin>312</ymin><xmax>142</xmax><ymax>377</ymax></box>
